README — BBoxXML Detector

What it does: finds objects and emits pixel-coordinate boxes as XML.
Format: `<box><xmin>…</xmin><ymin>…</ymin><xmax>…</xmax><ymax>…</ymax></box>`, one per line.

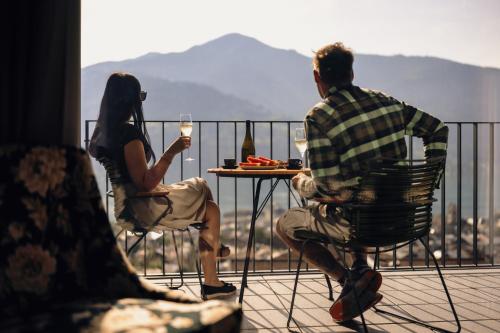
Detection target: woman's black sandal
<box><xmin>201</xmin><ymin>281</ymin><xmax>237</xmax><ymax>300</ymax></box>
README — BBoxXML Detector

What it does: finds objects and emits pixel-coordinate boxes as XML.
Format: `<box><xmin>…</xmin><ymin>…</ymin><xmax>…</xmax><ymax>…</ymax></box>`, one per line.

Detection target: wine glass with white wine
<box><xmin>180</xmin><ymin>113</ymin><xmax>194</xmax><ymax>162</ymax></box>
<box><xmin>294</xmin><ymin>127</ymin><xmax>307</xmax><ymax>169</ymax></box>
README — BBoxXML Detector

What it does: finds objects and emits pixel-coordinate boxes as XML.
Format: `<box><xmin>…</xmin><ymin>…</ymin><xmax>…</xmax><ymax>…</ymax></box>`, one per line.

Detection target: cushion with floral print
<box><xmin>0</xmin><ymin>145</ymin><xmax>241</xmax><ymax>332</ymax></box>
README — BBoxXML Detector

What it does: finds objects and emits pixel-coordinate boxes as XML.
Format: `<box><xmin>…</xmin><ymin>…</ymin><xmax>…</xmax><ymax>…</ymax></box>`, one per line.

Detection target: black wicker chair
<box><xmin>99</xmin><ymin>156</ymin><xmax>205</xmax><ymax>296</ymax></box>
<box><xmin>287</xmin><ymin>157</ymin><xmax>460</xmax><ymax>333</ymax></box>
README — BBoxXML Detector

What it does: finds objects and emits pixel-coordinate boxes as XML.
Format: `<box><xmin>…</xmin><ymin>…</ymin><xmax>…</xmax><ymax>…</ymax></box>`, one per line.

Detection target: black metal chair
<box><xmin>98</xmin><ymin>156</ymin><xmax>205</xmax><ymax>297</ymax></box>
<box><xmin>287</xmin><ymin>157</ymin><xmax>461</xmax><ymax>333</ymax></box>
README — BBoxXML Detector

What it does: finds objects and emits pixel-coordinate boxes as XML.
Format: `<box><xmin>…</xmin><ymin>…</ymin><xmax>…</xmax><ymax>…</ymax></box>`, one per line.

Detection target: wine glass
<box><xmin>294</xmin><ymin>127</ymin><xmax>307</xmax><ymax>168</ymax></box>
<box><xmin>180</xmin><ymin>114</ymin><xmax>194</xmax><ymax>162</ymax></box>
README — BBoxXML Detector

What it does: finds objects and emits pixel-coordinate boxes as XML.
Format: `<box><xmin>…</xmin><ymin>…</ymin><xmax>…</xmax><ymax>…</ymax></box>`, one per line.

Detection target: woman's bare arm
<box><xmin>124</xmin><ymin>137</ymin><xmax>190</xmax><ymax>191</ymax></box>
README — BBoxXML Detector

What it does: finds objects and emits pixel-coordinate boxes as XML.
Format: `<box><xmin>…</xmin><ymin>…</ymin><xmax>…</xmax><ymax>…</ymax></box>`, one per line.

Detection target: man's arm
<box><xmin>295</xmin><ymin>115</ymin><xmax>340</xmax><ymax>199</ymax></box>
<box><xmin>402</xmin><ymin>103</ymin><xmax>448</xmax><ymax>159</ymax></box>
<box><xmin>402</xmin><ymin>102</ymin><xmax>448</xmax><ymax>187</ymax></box>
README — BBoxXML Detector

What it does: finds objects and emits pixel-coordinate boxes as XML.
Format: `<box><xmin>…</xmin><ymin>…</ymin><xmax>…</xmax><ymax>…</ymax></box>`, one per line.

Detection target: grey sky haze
<box><xmin>82</xmin><ymin>0</ymin><xmax>500</xmax><ymax>69</ymax></box>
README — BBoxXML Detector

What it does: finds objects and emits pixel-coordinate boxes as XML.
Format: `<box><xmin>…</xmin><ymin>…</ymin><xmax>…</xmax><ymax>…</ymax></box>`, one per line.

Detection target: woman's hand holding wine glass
<box><xmin>180</xmin><ymin>113</ymin><xmax>195</xmax><ymax>162</ymax></box>
<box><xmin>166</xmin><ymin>136</ymin><xmax>191</xmax><ymax>155</ymax></box>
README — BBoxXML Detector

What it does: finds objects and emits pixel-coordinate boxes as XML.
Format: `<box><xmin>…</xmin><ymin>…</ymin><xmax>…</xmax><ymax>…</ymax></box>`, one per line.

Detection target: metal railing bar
<box><xmin>234</xmin><ymin>122</ymin><xmax>238</xmax><ymax>274</ymax></box>
<box><xmin>252</xmin><ymin>122</ymin><xmax>256</xmax><ymax>273</ymax></box>
<box><xmin>162</xmin><ymin>122</ymin><xmax>165</xmax><ymax>183</ymax></box>
<box><xmin>142</xmin><ymin>263</ymin><xmax>499</xmax><ymax>280</ymax></box>
<box><xmin>198</xmin><ymin>122</ymin><xmax>202</xmax><ymax>177</ymax></box>
<box><xmin>457</xmin><ymin>123</ymin><xmax>462</xmax><ymax>267</ymax></box>
<box><xmin>252</xmin><ymin>177</ymin><xmax>256</xmax><ymax>273</ymax></box>
<box><xmin>441</xmin><ymin>169</ymin><xmax>446</xmax><ymax>267</ymax></box>
<box><xmin>162</xmin><ymin>231</ymin><xmax>166</xmax><ymax>275</ymax></box>
<box><xmin>216</xmin><ymin>122</ymin><xmax>220</xmax><ymax>204</ymax></box>
<box><xmin>489</xmin><ymin>124</ymin><xmax>495</xmax><ymax>265</ymax></box>
<box><xmin>85</xmin><ymin>120</ymin><xmax>500</xmax><ymax>125</ymax></box>
<box><xmin>473</xmin><ymin>123</ymin><xmax>478</xmax><ymax>266</ymax></box>
<box><xmin>144</xmin><ymin>235</ymin><xmax>147</xmax><ymax>276</ymax></box>
<box><xmin>270</xmin><ymin>123</ymin><xmax>274</xmax><ymax>272</ymax></box>
<box><xmin>180</xmin><ymin>147</ymin><xmax>184</xmax><ymax>181</ymax></box>
<box><xmin>409</xmin><ymin>136</ymin><xmax>414</xmax><ymax>268</ymax></box>
<box><xmin>216</xmin><ymin>122</ymin><xmax>220</xmax><ymax>274</ymax></box>
<box><xmin>287</xmin><ymin>122</ymin><xmax>292</xmax><ymax>272</ymax></box>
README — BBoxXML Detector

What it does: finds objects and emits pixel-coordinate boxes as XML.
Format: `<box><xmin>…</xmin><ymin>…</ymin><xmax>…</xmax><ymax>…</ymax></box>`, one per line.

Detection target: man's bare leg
<box><xmin>276</xmin><ymin>221</ymin><xmax>347</xmax><ymax>283</ymax></box>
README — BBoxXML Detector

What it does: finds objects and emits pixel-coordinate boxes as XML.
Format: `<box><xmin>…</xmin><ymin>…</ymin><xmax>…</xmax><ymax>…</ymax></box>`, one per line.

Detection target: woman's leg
<box><xmin>199</xmin><ymin>200</ymin><xmax>222</xmax><ymax>286</ymax></box>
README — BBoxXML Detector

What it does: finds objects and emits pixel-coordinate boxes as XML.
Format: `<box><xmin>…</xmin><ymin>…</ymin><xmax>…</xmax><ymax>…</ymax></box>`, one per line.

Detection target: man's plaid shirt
<box><xmin>296</xmin><ymin>84</ymin><xmax>448</xmax><ymax>201</ymax></box>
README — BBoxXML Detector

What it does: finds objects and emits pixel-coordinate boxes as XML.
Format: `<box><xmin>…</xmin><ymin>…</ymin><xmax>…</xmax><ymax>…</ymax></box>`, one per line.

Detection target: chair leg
<box><xmin>287</xmin><ymin>240</ymin><xmax>306</xmax><ymax>329</ymax></box>
<box><xmin>335</xmin><ymin>244</ymin><xmax>369</xmax><ymax>333</ymax></box>
<box><xmin>166</xmin><ymin>230</ymin><xmax>184</xmax><ymax>289</ymax></box>
<box><xmin>126</xmin><ymin>233</ymin><xmax>146</xmax><ymax>257</ymax></box>
<box><xmin>187</xmin><ymin>227</ymin><xmax>205</xmax><ymax>299</ymax></box>
<box><xmin>324</xmin><ymin>274</ymin><xmax>334</xmax><ymax>301</ymax></box>
<box><xmin>345</xmin><ymin>266</ymin><xmax>369</xmax><ymax>332</ymax></box>
<box><xmin>373</xmin><ymin>247</ymin><xmax>379</xmax><ymax>271</ymax></box>
<box><xmin>373</xmin><ymin>238</ymin><xmax>461</xmax><ymax>333</ymax></box>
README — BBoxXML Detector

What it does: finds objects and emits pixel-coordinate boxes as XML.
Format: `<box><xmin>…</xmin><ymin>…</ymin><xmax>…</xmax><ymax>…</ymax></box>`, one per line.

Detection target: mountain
<box><xmin>82</xmin><ymin>33</ymin><xmax>500</xmax><ymax>122</ymax></box>
<box><xmin>83</xmin><ymin>33</ymin><xmax>314</xmax><ymax>121</ymax></box>
<box><xmin>82</xmin><ymin>72</ymin><xmax>268</xmax><ymax>122</ymax></box>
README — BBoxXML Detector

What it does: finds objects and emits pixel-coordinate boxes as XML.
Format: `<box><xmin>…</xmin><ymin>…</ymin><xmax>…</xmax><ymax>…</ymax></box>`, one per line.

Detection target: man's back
<box><xmin>297</xmin><ymin>84</ymin><xmax>448</xmax><ymax>201</ymax></box>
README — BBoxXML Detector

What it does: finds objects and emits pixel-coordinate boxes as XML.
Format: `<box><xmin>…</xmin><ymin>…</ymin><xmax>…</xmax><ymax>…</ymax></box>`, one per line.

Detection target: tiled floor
<box><xmin>150</xmin><ymin>268</ymin><xmax>500</xmax><ymax>332</ymax></box>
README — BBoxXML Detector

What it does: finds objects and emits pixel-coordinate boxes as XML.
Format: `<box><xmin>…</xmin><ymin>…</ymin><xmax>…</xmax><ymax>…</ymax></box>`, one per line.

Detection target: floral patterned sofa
<box><xmin>0</xmin><ymin>145</ymin><xmax>241</xmax><ymax>332</ymax></box>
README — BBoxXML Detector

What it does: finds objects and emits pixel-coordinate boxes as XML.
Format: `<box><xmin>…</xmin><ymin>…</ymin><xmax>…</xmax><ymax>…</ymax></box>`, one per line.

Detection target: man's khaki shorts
<box><xmin>277</xmin><ymin>204</ymin><xmax>351</xmax><ymax>242</ymax></box>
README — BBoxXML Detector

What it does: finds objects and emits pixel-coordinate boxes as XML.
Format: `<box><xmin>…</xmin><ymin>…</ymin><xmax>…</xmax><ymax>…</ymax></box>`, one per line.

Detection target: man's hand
<box><xmin>292</xmin><ymin>173</ymin><xmax>303</xmax><ymax>190</ymax></box>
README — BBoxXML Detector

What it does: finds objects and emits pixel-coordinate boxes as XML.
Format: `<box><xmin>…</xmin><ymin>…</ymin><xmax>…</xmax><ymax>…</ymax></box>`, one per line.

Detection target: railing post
<box><xmin>441</xmin><ymin>168</ymin><xmax>446</xmax><ymax>267</ymax></box>
<box><xmin>216</xmin><ymin>122</ymin><xmax>220</xmax><ymax>274</ymax></box>
<box><xmin>234</xmin><ymin>122</ymin><xmax>238</xmax><ymax>274</ymax></box>
<box><xmin>473</xmin><ymin>123</ymin><xmax>478</xmax><ymax>266</ymax></box>
<box><xmin>287</xmin><ymin>121</ymin><xmax>292</xmax><ymax>272</ymax></box>
<box><xmin>489</xmin><ymin>124</ymin><xmax>495</xmax><ymax>265</ymax></box>
<box><xmin>457</xmin><ymin>123</ymin><xmax>462</xmax><ymax>267</ymax></box>
<box><xmin>409</xmin><ymin>136</ymin><xmax>414</xmax><ymax>268</ymax></box>
<box><xmin>198</xmin><ymin>122</ymin><xmax>202</xmax><ymax>177</ymax></box>
<box><xmin>270</xmin><ymin>122</ymin><xmax>274</xmax><ymax>272</ymax></box>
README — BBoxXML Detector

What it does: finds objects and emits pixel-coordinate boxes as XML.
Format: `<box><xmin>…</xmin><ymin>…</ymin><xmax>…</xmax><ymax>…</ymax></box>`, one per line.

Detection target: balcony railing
<box><xmin>85</xmin><ymin>120</ymin><xmax>500</xmax><ymax>278</ymax></box>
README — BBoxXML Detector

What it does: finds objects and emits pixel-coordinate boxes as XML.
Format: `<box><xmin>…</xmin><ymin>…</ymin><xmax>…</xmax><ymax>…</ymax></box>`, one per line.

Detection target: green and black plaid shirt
<box><xmin>296</xmin><ymin>84</ymin><xmax>448</xmax><ymax>201</ymax></box>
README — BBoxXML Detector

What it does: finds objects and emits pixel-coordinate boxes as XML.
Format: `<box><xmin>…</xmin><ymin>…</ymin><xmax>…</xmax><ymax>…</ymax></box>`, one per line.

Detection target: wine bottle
<box><xmin>241</xmin><ymin>120</ymin><xmax>256</xmax><ymax>163</ymax></box>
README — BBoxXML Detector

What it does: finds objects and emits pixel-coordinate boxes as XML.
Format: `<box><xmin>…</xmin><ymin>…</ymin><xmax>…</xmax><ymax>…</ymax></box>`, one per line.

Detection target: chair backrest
<box><xmin>347</xmin><ymin>157</ymin><xmax>445</xmax><ymax>247</ymax></box>
<box><xmin>96</xmin><ymin>155</ymin><xmax>171</xmax><ymax>231</ymax></box>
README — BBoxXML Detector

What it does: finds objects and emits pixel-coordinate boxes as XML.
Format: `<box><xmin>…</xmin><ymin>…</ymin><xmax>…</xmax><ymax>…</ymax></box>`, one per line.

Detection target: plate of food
<box><xmin>238</xmin><ymin>156</ymin><xmax>283</xmax><ymax>170</ymax></box>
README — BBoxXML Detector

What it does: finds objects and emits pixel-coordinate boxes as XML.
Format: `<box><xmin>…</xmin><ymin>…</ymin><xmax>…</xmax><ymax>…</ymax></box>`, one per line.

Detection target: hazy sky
<box><xmin>82</xmin><ymin>0</ymin><xmax>500</xmax><ymax>68</ymax></box>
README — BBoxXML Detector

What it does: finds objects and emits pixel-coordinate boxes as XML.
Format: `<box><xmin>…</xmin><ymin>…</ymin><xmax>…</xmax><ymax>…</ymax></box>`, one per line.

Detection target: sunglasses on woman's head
<box><xmin>140</xmin><ymin>90</ymin><xmax>147</xmax><ymax>101</ymax></box>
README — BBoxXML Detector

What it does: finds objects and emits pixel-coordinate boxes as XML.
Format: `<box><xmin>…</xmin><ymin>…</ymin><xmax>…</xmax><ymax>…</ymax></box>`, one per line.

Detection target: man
<box><xmin>276</xmin><ymin>42</ymin><xmax>448</xmax><ymax>322</ymax></box>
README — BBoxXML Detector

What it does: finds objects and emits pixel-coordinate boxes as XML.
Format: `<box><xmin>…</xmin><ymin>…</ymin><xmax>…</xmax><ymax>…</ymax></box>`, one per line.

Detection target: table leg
<box><xmin>239</xmin><ymin>177</ymin><xmax>264</xmax><ymax>304</ymax></box>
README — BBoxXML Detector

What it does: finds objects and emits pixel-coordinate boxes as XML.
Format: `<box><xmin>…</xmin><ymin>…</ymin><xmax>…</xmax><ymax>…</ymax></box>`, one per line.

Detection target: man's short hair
<box><xmin>313</xmin><ymin>42</ymin><xmax>354</xmax><ymax>87</ymax></box>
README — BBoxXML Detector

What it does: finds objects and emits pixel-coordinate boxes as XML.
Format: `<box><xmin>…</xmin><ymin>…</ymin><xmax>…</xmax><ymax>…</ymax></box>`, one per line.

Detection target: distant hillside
<box><xmin>82</xmin><ymin>33</ymin><xmax>500</xmax><ymax>122</ymax></box>
<box><xmin>82</xmin><ymin>71</ymin><xmax>268</xmax><ymax>122</ymax></box>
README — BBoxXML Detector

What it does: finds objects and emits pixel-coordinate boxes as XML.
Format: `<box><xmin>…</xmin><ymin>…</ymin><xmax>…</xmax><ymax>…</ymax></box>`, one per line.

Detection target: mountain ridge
<box><xmin>82</xmin><ymin>33</ymin><xmax>500</xmax><ymax>122</ymax></box>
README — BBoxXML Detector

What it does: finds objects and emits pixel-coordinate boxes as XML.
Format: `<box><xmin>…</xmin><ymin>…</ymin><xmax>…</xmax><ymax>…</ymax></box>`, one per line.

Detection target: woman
<box><xmin>89</xmin><ymin>72</ymin><xmax>235</xmax><ymax>299</ymax></box>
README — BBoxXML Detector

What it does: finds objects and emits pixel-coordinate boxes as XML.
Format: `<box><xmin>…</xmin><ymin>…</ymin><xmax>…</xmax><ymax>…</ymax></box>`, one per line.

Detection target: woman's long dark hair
<box><xmin>90</xmin><ymin>72</ymin><xmax>156</xmax><ymax>164</ymax></box>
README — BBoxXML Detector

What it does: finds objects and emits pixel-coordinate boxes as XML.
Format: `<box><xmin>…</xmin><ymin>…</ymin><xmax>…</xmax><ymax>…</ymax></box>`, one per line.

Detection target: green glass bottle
<box><xmin>241</xmin><ymin>120</ymin><xmax>256</xmax><ymax>163</ymax></box>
